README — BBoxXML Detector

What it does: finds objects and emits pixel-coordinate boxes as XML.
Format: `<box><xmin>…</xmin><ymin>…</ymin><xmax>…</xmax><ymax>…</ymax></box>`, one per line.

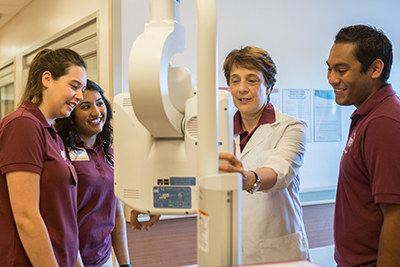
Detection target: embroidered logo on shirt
<box><xmin>344</xmin><ymin>132</ymin><xmax>356</xmax><ymax>154</ymax></box>
<box><xmin>105</xmin><ymin>154</ymin><xmax>114</xmax><ymax>169</ymax></box>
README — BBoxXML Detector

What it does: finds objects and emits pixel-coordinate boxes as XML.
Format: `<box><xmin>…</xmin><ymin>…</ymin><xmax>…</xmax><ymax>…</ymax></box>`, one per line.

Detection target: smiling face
<box><xmin>229</xmin><ymin>66</ymin><xmax>270</xmax><ymax>119</ymax></box>
<box><xmin>41</xmin><ymin>65</ymin><xmax>87</xmax><ymax>123</ymax></box>
<box><xmin>327</xmin><ymin>43</ymin><xmax>378</xmax><ymax>109</ymax></box>
<box><xmin>72</xmin><ymin>89</ymin><xmax>107</xmax><ymax>147</ymax></box>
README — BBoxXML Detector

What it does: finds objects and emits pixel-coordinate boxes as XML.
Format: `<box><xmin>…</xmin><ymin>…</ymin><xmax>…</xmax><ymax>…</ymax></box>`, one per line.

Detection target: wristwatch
<box><xmin>246</xmin><ymin>170</ymin><xmax>261</xmax><ymax>194</ymax></box>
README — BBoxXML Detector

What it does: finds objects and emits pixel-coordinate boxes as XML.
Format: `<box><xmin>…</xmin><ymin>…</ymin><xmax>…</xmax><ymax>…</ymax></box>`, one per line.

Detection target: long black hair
<box><xmin>55</xmin><ymin>80</ymin><xmax>113</xmax><ymax>163</ymax></box>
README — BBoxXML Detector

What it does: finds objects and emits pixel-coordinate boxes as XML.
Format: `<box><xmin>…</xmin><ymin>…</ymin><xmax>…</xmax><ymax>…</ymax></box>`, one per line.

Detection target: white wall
<box><xmin>0</xmin><ymin>0</ymin><xmax>111</xmax><ymax>101</ymax></box>
<box><xmin>119</xmin><ymin>0</ymin><xmax>400</xmax><ymax>191</ymax></box>
<box><xmin>1</xmin><ymin>0</ymin><xmax>399</xmax><ymax>191</ymax></box>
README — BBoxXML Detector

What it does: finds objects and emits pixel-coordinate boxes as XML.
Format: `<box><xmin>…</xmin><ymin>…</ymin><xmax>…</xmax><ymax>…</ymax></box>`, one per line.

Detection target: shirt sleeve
<box><xmin>364</xmin><ymin>116</ymin><xmax>400</xmax><ymax>204</ymax></box>
<box><xmin>0</xmin><ymin>116</ymin><xmax>45</xmax><ymax>175</ymax></box>
<box><xmin>263</xmin><ymin>118</ymin><xmax>308</xmax><ymax>192</ymax></box>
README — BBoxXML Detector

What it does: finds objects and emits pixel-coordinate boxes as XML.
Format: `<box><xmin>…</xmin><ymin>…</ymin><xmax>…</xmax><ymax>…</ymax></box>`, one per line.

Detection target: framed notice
<box><xmin>314</xmin><ymin>90</ymin><xmax>341</xmax><ymax>142</ymax></box>
<box><xmin>282</xmin><ymin>89</ymin><xmax>312</xmax><ymax>142</ymax></box>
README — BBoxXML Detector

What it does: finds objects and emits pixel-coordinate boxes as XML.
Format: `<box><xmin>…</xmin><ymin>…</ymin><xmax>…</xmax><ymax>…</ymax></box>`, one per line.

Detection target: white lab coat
<box><xmin>235</xmin><ymin>108</ymin><xmax>310</xmax><ymax>265</ymax></box>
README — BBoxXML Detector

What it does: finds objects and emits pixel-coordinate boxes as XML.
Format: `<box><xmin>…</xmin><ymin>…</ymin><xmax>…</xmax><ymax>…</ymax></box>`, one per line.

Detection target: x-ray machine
<box><xmin>113</xmin><ymin>0</ymin><xmax>242</xmax><ymax>266</ymax></box>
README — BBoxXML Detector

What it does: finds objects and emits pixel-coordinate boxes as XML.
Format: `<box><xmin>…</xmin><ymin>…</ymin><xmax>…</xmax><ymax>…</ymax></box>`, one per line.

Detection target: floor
<box><xmin>126</xmin><ymin>203</ymin><xmax>336</xmax><ymax>267</ymax></box>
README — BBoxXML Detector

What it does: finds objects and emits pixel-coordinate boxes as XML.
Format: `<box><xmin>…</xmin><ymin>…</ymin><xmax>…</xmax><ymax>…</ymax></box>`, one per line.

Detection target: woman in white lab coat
<box><xmin>219</xmin><ymin>46</ymin><xmax>310</xmax><ymax>265</ymax></box>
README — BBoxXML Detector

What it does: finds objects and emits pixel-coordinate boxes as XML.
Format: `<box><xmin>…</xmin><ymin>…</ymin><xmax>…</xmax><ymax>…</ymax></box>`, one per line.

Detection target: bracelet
<box><xmin>120</xmin><ymin>265</ymin><xmax>131</xmax><ymax>267</ymax></box>
<box><xmin>246</xmin><ymin>170</ymin><xmax>261</xmax><ymax>194</ymax></box>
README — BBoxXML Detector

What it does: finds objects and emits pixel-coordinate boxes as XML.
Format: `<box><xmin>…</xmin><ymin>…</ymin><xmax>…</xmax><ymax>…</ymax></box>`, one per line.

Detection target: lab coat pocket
<box><xmin>259</xmin><ymin>231</ymin><xmax>310</xmax><ymax>263</ymax></box>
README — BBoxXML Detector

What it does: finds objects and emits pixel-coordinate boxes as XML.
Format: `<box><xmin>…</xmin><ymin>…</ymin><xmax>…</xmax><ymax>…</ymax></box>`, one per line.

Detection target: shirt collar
<box><xmin>234</xmin><ymin>103</ymin><xmax>276</xmax><ymax>135</ymax></box>
<box><xmin>352</xmin><ymin>84</ymin><xmax>395</xmax><ymax>119</ymax></box>
<box><xmin>75</xmin><ymin>135</ymin><xmax>103</xmax><ymax>150</ymax></box>
<box><xmin>21</xmin><ymin>100</ymin><xmax>59</xmax><ymax>138</ymax></box>
<box><xmin>22</xmin><ymin>100</ymin><xmax>50</xmax><ymax>128</ymax></box>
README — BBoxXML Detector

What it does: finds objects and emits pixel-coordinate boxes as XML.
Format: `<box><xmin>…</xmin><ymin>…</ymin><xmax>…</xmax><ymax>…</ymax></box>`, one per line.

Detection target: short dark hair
<box><xmin>55</xmin><ymin>80</ymin><xmax>113</xmax><ymax>164</ymax></box>
<box><xmin>335</xmin><ymin>24</ymin><xmax>393</xmax><ymax>83</ymax></box>
<box><xmin>20</xmin><ymin>48</ymin><xmax>87</xmax><ymax>106</ymax></box>
<box><xmin>223</xmin><ymin>46</ymin><xmax>277</xmax><ymax>88</ymax></box>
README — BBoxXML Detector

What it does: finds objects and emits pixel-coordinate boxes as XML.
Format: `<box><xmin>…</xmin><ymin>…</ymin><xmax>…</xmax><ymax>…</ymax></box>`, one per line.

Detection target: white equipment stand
<box><xmin>113</xmin><ymin>0</ymin><xmax>242</xmax><ymax>266</ymax></box>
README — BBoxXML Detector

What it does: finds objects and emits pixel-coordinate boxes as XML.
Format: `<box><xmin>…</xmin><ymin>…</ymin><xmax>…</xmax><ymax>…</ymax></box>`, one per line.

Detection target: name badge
<box><xmin>68</xmin><ymin>148</ymin><xmax>90</xmax><ymax>161</ymax></box>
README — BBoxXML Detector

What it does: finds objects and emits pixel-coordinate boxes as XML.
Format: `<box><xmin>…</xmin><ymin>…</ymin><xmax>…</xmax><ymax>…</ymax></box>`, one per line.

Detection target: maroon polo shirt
<box><xmin>334</xmin><ymin>84</ymin><xmax>400</xmax><ymax>266</ymax></box>
<box><xmin>0</xmin><ymin>100</ymin><xmax>78</xmax><ymax>267</ymax></box>
<box><xmin>69</xmin><ymin>137</ymin><xmax>116</xmax><ymax>266</ymax></box>
<box><xmin>234</xmin><ymin>103</ymin><xmax>276</xmax><ymax>151</ymax></box>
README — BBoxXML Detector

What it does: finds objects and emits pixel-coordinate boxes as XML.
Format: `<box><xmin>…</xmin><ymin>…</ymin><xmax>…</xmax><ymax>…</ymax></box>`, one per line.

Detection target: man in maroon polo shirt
<box><xmin>327</xmin><ymin>25</ymin><xmax>400</xmax><ymax>266</ymax></box>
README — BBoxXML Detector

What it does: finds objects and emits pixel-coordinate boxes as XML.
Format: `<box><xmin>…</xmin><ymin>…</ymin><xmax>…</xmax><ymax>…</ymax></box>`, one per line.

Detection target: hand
<box><xmin>130</xmin><ymin>210</ymin><xmax>161</xmax><ymax>231</ymax></box>
<box><xmin>218</xmin><ymin>152</ymin><xmax>253</xmax><ymax>190</ymax></box>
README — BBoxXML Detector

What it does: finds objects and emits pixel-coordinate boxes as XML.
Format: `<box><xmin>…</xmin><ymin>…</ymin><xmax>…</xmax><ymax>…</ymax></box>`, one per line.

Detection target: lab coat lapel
<box><xmin>238</xmin><ymin>124</ymin><xmax>274</xmax><ymax>159</ymax></box>
<box><xmin>237</xmin><ymin>109</ymin><xmax>283</xmax><ymax>160</ymax></box>
<box><xmin>235</xmin><ymin>108</ymin><xmax>283</xmax><ymax>160</ymax></box>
